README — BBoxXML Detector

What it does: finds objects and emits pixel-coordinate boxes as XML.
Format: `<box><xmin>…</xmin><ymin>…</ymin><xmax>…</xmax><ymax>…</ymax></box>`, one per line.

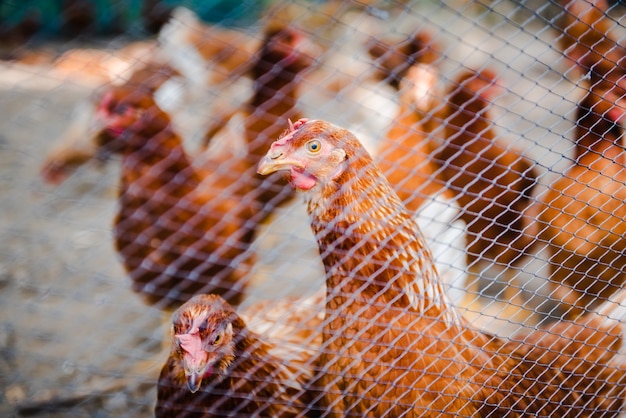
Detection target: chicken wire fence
<box><xmin>1</xmin><ymin>0</ymin><xmax>626</xmax><ymax>416</ymax></box>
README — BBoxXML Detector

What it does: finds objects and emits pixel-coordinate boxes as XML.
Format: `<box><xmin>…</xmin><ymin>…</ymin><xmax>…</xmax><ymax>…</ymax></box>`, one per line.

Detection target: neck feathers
<box><xmin>306</xmin><ymin>153</ymin><xmax>460</xmax><ymax>325</ymax></box>
<box><xmin>121</xmin><ymin>128</ymin><xmax>200</xmax><ymax>195</ymax></box>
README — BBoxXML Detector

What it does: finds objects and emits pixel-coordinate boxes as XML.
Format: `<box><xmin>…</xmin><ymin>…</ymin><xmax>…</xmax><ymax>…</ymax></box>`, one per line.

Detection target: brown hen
<box><xmin>429</xmin><ymin>69</ymin><xmax>539</xmax><ymax>315</ymax></box>
<box><xmin>191</xmin><ymin>25</ymin><xmax>319</xmax><ymax>222</ymax></box>
<box><xmin>554</xmin><ymin>0</ymin><xmax>624</xmax><ymax>79</ymax></box>
<box><xmin>155</xmin><ymin>294</ymin><xmax>318</xmax><ymax>417</ymax></box>
<box><xmin>369</xmin><ymin>31</ymin><xmax>450</xmax><ymax>212</ymax></box>
<box><xmin>40</xmin><ymin>27</ymin><xmax>316</xmax><ymax>310</ymax></box>
<box><xmin>91</xmin><ymin>85</ymin><xmax>256</xmax><ymax>309</ymax></box>
<box><xmin>257</xmin><ymin>118</ymin><xmax>626</xmax><ymax>417</ymax></box>
<box><xmin>232</xmin><ymin>26</ymin><xmax>317</xmax><ymax>211</ymax></box>
<box><xmin>538</xmin><ymin>69</ymin><xmax>626</xmax><ymax>319</ymax></box>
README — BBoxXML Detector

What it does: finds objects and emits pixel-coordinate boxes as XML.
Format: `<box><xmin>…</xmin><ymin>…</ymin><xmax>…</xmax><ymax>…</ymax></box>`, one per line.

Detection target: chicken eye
<box><xmin>113</xmin><ymin>104</ymin><xmax>129</xmax><ymax>115</ymax></box>
<box><xmin>306</xmin><ymin>140</ymin><xmax>321</xmax><ymax>153</ymax></box>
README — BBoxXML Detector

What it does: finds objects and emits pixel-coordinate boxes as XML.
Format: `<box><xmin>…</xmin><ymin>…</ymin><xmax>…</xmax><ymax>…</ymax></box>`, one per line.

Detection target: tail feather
<box><xmin>40</xmin><ymin>100</ymin><xmax>99</xmax><ymax>184</ymax></box>
<box><xmin>157</xmin><ymin>7</ymin><xmax>210</xmax><ymax>89</ymax></box>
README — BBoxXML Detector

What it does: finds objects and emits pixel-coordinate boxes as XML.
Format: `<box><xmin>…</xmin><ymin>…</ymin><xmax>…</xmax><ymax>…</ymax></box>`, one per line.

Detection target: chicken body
<box><xmin>155</xmin><ymin>294</ymin><xmax>316</xmax><ymax>417</ymax></box>
<box><xmin>94</xmin><ymin>86</ymin><xmax>256</xmax><ymax>309</ymax></box>
<box><xmin>200</xmin><ymin>26</ymin><xmax>318</xmax><ymax>216</ymax></box>
<box><xmin>41</xmin><ymin>26</ymin><xmax>317</xmax><ymax>310</ymax></box>
<box><xmin>538</xmin><ymin>73</ymin><xmax>626</xmax><ymax>318</ymax></box>
<box><xmin>257</xmin><ymin>118</ymin><xmax>626</xmax><ymax>417</ymax></box>
<box><xmin>426</xmin><ymin>69</ymin><xmax>539</xmax><ymax>319</ymax></box>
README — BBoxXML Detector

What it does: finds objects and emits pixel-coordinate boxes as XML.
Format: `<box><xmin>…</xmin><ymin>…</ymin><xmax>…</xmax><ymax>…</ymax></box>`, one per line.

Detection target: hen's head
<box><xmin>579</xmin><ymin>71</ymin><xmax>626</xmax><ymax>140</ymax></box>
<box><xmin>94</xmin><ymin>85</ymin><xmax>170</xmax><ymax>153</ymax></box>
<box><xmin>170</xmin><ymin>294</ymin><xmax>240</xmax><ymax>393</ymax></box>
<box><xmin>251</xmin><ymin>26</ymin><xmax>317</xmax><ymax>81</ymax></box>
<box><xmin>257</xmin><ymin>119</ymin><xmax>373</xmax><ymax>192</ymax></box>
<box><xmin>368</xmin><ymin>30</ymin><xmax>440</xmax><ymax>89</ymax></box>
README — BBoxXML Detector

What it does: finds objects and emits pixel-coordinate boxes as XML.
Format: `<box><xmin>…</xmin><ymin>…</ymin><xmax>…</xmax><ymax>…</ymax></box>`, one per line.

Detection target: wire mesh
<box><xmin>1</xmin><ymin>0</ymin><xmax>625</xmax><ymax>416</ymax></box>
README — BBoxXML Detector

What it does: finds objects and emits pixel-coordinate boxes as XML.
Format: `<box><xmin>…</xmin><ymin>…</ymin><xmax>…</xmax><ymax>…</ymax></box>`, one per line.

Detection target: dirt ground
<box><xmin>0</xmin><ymin>2</ymin><xmax>623</xmax><ymax>417</ymax></box>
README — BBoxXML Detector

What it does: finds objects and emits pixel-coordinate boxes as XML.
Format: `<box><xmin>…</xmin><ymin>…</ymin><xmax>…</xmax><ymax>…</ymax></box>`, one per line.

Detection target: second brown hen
<box><xmin>538</xmin><ymin>70</ymin><xmax>626</xmax><ymax>318</ymax></box>
<box><xmin>155</xmin><ymin>294</ymin><xmax>318</xmax><ymax>417</ymax></box>
<box><xmin>92</xmin><ymin>85</ymin><xmax>256</xmax><ymax>309</ymax></box>
<box><xmin>429</xmin><ymin>69</ymin><xmax>539</xmax><ymax>318</ymax></box>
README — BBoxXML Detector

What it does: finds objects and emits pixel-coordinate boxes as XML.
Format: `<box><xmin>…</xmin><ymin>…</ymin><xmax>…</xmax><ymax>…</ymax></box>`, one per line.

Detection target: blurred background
<box><xmin>0</xmin><ymin>0</ymin><xmax>625</xmax><ymax>416</ymax></box>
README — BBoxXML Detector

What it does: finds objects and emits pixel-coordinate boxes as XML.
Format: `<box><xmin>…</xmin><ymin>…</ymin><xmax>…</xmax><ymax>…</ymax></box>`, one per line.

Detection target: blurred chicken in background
<box><xmin>366</xmin><ymin>31</ymin><xmax>468</xmax><ymax>312</ymax></box>
<box><xmin>426</xmin><ymin>69</ymin><xmax>540</xmax><ymax>324</ymax></box>
<box><xmin>538</xmin><ymin>65</ymin><xmax>626</xmax><ymax>319</ymax></box>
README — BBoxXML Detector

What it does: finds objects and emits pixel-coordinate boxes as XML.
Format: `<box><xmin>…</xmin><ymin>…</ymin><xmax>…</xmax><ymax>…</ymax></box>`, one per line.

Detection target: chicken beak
<box><xmin>182</xmin><ymin>353</ymin><xmax>212</xmax><ymax>394</ymax></box>
<box><xmin>257</xmin><ymin>151</ymin><xmax>304</xmax><ymax>176</ymax></box>
<box><xmin>186</xmin><ymin>368</ymin><xmax>203</xmax><ymax>393</ymax></box>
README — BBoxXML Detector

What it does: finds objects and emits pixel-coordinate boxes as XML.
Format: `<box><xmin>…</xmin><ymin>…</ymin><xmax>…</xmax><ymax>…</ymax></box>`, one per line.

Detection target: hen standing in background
<box><xmin>368</xmin><ymin>31</ymin><xmax>449</xmax><ymax>211</ymax></box>
<box><xmin>200</xmin><ymin>25</ymin><xmax>318</xmax><ymax>215</ymax></box>
<box><xmin>40</xmin><ymin>27</ymin><xmax>317</xmax><ymax>310</ymax></box>
<box><xmin>155</xmin><ymin>294</ymin><xmax>318</xmax><ymax>417</ymax></box>
<box><xmin>258</xmin><ymin>118</ymin><xmax>626</xmax><ymax>417</ymax></box>
<box><xmin>91</xmin><ymin>84</ymin><xmax>255</xmax><ymax>309</ymax></box>
<box><xmin>554</xmin><ymin>0</ymin><xmax>624</xmax><ymax>79</ymax></box>
<box><xmin>366</xmin><ymin>32</ymin><xmax>468</xmax><ymax>312</ymax></box>
<box><xmin>428</xmin><ymin>69</ymin><xmax>539</xmax><ymax>317</ymax></box>
<box><xmin>538</xmin><ymin>68</ymin><xmax>626</xmax><ymax>319</ymax></box>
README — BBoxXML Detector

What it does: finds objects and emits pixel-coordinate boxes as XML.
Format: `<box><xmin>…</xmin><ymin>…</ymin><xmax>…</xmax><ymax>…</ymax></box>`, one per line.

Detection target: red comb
<box><xmin>274</xmin><ymin>118</ymin><xmax>309</xmax><ymax>146</ymax></box>
<box><xmin>285</xmin><ymin>118</ymin><xmax>308</xmax><ymax>135</ymax></box>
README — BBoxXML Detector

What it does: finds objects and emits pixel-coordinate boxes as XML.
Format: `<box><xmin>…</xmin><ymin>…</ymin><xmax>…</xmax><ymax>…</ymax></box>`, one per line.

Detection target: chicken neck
<box><xmin>305</xmin><ymin>152</ymin><xmax>459</xmax><ymax>326</ymax></box>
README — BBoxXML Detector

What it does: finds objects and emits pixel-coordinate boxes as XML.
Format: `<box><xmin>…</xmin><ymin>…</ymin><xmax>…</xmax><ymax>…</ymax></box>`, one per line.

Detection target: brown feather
<box><xmin>554</xmin><ymin>0</ymin><xmax>624</xmax><ymax>79</ymax></box>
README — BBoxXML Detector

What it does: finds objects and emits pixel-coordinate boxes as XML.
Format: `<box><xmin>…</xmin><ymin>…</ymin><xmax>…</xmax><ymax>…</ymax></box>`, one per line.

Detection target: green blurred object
<box><xmin>0</xmin><ymin>0</ymin><xmax>271</xmax><ymax>39</ymax></box>
<box><xmin>166</xmin><ymin>0</ymin><xmax>271</xmax><ymax>27</ymax></box>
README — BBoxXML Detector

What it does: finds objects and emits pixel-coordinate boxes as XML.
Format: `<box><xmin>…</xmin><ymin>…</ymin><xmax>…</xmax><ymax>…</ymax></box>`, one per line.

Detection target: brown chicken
<box><xmin>155</xmin><ymin>294</ymin><xmax>317</xmax><ymax>417</ymax></box>
<box><xmin>538</xmin><ymin>69</ymin><xmax>626</xmax><ymax>319</ymax></box>
<box><xmin>257</xmin><ymin>118</ymin><xmax>625</xmax><ymax>417</ymax></box>
<box><xmin>39</xmin><ymin>27</ymin><xmax>316</xmax><ymax>311</ymax></box>
<box><xmin>369</xmin><ymin>31</ymin><xmax>450</xmax><ymax>211</ymax></box>
<box><xmin>88</xmin><ymin>84</ymin><xmax>258</xmax><ymax>309</ymax></box>
<box><xmin>554</xmin><ymin>0</ymin><xmax>624</xmax><ymax>78</ymax></box>
<box><xmin>429</xmin><ymin>69</ymin><xmax>539</xmax><ymax>311</ymax></box>
<box><xmin>200</xmin><ymin>26</ymin><xmax>318</xmax><ymax>212</ymax></box>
